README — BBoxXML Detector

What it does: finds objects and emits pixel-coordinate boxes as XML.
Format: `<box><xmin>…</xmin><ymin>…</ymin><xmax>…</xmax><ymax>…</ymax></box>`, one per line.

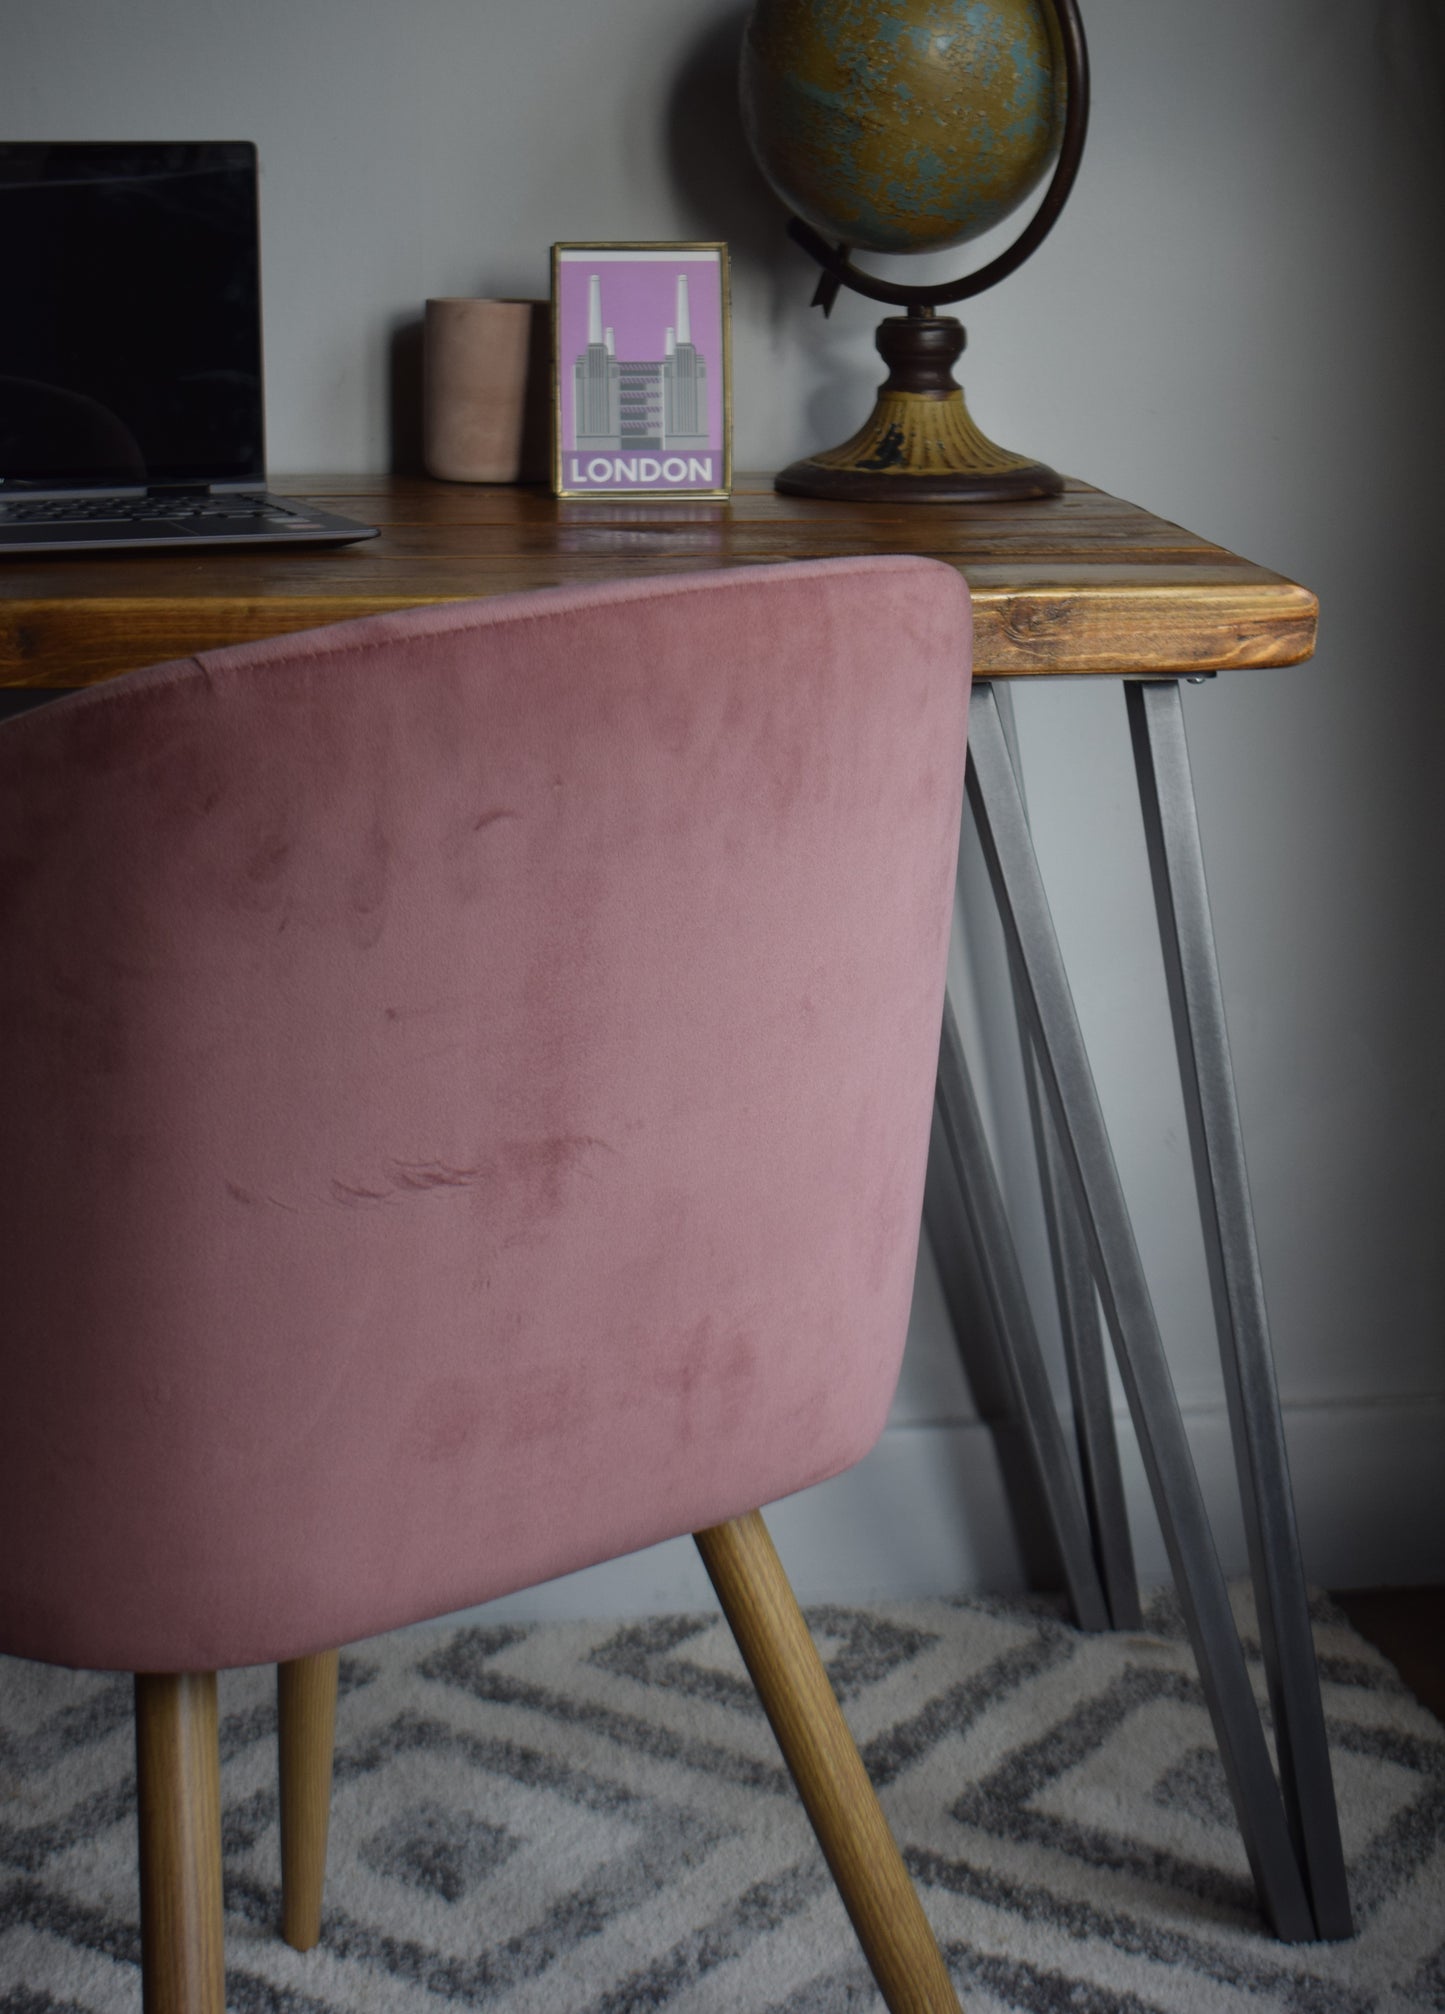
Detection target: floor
<box><xmin>1333</xmin><ymin>1586</ymin><xmax>1445</xmax><ymax>1722</ymax></box>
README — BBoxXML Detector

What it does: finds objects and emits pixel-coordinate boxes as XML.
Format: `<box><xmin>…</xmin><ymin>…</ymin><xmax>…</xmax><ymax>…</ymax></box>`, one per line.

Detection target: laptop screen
<box><xmin>0</xmin><ymin>141</ymin><xmax>265</xmax><ymax>490</ymax></box>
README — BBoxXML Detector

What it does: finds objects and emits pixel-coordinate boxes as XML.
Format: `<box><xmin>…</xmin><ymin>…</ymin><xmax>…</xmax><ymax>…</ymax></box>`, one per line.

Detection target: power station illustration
<box><xmin>572</xmin><ymin>272</ymin><xmax>709</xmax><ymax>453</ymax></box>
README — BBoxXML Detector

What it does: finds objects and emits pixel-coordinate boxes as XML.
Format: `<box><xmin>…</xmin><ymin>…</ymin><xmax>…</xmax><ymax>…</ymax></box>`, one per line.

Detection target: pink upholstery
<box><xmin>0</xmin><ymin>558</ymin><xmax>970</xmax><ymax>1673</ymax></box>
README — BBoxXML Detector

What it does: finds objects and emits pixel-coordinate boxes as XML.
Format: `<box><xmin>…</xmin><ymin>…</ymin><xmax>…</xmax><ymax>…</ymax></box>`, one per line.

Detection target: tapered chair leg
<box><xmin>277</xmin><ymin>1649</ymin><xmax>339</xmax><ymax>1951</ymax></box>
<box><xmin>134</xmin><ymin>1672</ymin><xmax>226</xmax><ymax>2014</ymax></box>
<box><xmin>695</xmin><ymin>1510</ymin><xmax>963</xmax><ymax>2014</ymax></box>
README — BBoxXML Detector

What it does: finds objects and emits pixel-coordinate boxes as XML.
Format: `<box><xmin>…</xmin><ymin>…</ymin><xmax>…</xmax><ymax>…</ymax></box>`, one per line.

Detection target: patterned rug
<box><xmin>1</xmin><ymin>1586</ymin><xmax>1441</xmax><ymax>2013</ymax></box>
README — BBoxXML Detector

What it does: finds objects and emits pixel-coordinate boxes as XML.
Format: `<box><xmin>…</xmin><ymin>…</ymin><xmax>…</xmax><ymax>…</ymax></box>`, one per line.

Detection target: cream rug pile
<box><xmin>2</xmin><ymin>1586</ymin><xmax>1441</xmax><ymax>2011</ymax></box>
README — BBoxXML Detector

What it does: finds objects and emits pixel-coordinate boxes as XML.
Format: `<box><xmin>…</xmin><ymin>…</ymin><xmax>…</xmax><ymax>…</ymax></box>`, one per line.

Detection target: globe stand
<box><xmin>774</xmin><ymin>307</ymin><xmax>1062</xmax><ymax>504</ymax></box>
<box><xmin>746</xmin><ymin>0</ymin><xmax>1090</xmax><ymax>507</ymax></box>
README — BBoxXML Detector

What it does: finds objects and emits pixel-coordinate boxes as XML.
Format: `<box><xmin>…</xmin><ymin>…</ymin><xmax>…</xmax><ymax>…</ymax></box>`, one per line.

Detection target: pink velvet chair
<box><xmin>0</xmin><ymin>557</ymin><xmax>971</xmax><ymax>2014</ymax></box>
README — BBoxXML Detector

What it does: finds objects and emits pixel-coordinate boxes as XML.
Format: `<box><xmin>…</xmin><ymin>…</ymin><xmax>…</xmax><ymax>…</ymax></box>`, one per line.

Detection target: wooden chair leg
<box><xmin>695</xmin><ymin>1510</ymin><xmax>964</xmax><ymax>2014</ymax></box>
<box><xmin>134</xmin><ymin>1672</ymin><xmax>226</xmax><ymax>2014</ymax></box>
<box><xmin>277</xmin><ymin>1649</ymin><xmax>339</xmax><ymax>1951</ymax></box>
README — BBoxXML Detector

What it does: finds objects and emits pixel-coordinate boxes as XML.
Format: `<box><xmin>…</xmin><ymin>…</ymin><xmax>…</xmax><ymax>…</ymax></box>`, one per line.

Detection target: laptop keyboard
<box><xmin>0</xmin><ymin>489</ymin><xmax>374</xmax><ymax>550</ymax></box>
<box><xmin>0</xmin><ymin>493</ymin><xmax>300</xmax><ymax>525</ymax></box>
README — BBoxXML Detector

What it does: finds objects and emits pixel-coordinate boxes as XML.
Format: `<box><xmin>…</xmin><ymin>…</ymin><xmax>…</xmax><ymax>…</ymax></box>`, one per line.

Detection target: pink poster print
<box><xmin>553</xmin><ymin>245</ymin><xmax>730</xmax><ymax>497</ymax></box>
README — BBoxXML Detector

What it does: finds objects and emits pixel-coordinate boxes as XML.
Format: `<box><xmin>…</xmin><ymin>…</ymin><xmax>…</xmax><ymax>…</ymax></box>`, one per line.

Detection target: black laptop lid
<box><xmin>0</xmin><ymin>141</ymin><xmax>265</xmax><ymax>491</ymax></box>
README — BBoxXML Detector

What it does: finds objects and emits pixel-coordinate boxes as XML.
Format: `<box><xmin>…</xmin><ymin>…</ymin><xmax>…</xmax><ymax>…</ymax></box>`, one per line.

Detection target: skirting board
<box><xmin>458</xmin><ymin>1398</ymin><xmax>1445</xmax><ymax>1624</ymax></box>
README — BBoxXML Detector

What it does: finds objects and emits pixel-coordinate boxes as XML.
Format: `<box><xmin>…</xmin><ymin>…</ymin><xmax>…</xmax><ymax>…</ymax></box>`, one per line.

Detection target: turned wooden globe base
<box><xmin>775</xmin><ymin>310</ymin><xmax>1062</xmax><ymax>504</ymax></box>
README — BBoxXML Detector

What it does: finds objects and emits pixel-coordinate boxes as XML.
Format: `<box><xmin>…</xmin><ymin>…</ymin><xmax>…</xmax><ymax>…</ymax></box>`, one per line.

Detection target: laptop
<box><xmin>0</xmin><ymin>141</ymin><xmax>377</xmax><ymax>553</ymax></box>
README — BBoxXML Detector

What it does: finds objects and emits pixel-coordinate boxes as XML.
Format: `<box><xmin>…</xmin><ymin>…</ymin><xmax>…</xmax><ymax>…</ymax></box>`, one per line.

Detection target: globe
<box><xmin>740</xmin><ymin>0</ymin><xmax>1066</xmax><ymax>259</ymax></box>
<box><xmin>737</xmin><ymin>0</ymin><xmax>1086</xmax><ymax>501</ymax></box>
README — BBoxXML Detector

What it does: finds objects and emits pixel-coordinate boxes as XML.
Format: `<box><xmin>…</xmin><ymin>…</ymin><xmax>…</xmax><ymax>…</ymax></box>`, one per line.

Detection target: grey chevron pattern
<box><xmin>1</xmin><ymin>1587</ymin><xmax>1441</xmax><ymax>2012</ymax></box>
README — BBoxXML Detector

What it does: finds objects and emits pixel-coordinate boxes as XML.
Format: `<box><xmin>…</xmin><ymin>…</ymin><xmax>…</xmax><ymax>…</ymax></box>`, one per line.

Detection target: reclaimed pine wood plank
<box><xmin>0</xmin><ymin>475</ymin><xmax>1317</xmax><ymax>686</ymax></box>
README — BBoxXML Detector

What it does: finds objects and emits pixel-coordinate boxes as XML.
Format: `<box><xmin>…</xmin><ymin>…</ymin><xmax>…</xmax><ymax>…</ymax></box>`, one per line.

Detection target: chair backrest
<box><xmin>0</xmin><ymin>557</ymin><xmax>971</xmax><ymax>1672</ymax></box>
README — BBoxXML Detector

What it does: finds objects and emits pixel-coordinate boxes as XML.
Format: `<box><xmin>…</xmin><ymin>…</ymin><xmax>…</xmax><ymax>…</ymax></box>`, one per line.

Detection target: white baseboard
<box><xmin>457</xmin><ymin>1398</ymin><xmax>1445</xmax><ymax>1624</ymax></box>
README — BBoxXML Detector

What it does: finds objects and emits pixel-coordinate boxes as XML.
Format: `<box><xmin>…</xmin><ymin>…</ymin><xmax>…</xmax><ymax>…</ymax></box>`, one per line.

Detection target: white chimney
<box><xmin>587</xmin><ymin>275</ymin><xmax>603</xmax><ymax>347</ymax></box>
<box><xmin>675</xmin><ymin>273</ymin><xmax>691</xmax><ymax>347</ymax></box>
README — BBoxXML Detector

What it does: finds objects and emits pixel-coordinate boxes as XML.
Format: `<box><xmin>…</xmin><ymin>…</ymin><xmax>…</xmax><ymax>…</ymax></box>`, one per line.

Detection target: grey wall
<box><xmin>7</xmin><ymin>0</ymin><xmax>1443</xmax><ymax>1614</ymax></box>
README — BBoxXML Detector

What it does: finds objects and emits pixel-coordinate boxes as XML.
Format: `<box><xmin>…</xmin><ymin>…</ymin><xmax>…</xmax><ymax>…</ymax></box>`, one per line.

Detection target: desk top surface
<box><xmin>0</xmin><ymin>473</ymin><xmax>1317</xmax><ymax>689</ymax></box>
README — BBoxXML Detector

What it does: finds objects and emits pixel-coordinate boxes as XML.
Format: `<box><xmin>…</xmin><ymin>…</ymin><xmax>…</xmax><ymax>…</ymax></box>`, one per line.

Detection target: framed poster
<box><xmin>551</xmin><ymin>243</ymin><xmax>731</xmax><ymax>499</ymax></box>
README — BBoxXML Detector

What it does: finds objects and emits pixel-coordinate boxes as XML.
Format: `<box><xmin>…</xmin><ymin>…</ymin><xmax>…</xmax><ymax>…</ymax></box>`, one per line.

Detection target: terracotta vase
<box><xmin>423</xmin><ymin>298</ymin><xmax>549</xmax><ymax>484</ymax></box>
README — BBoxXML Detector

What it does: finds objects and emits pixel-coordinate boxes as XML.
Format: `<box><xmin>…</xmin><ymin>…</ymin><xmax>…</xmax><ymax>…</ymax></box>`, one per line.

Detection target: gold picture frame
<box><xmin>551</xmin><ymin>242</ymin><xmax>732</xmax><ymax>500</ymax></box>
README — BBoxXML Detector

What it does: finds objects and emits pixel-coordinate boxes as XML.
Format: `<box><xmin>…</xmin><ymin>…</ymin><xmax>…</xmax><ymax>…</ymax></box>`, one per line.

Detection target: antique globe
<box><xmin>740</xmin><ymin>0</ymin><xmax>1088</xmax><ymax>501</ymax></box>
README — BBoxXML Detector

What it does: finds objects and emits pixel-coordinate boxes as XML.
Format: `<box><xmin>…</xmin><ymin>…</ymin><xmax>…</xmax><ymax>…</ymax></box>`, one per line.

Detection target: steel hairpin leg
<box><xmin>1125</xmin><ymin>678</ymin><xmax>1351</xmax><ymax>1939</ymax></box>
<box><xmin>928</xmin><ymin>1008</ymin><xmax>1112</xmax><ymax>1634</ymax></box>
<box><xmin>925</xmin><ymin>946</ymin><xmax>1137</xmax><ymax>1629</ymax></box>
<box><xmin>1027</xmin><ymin>1049</ymin><xmax>1143</xmax><ymax>1630</ymax></box>
<box><xmin>991</xmin><ymin>684</ymin><xmax>1141</xmax><ymax>1632</ymax></box>
<box><xmin>958</xmin><ymin>680</ymin><xmax>1319</xmax><ymax>1942</ymax></box>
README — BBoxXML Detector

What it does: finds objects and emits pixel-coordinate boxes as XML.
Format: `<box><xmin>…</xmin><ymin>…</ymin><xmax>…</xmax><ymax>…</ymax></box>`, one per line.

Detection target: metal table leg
<box><xmin>929</xmin><ymin>1005</ymin><xmax>1112</xmax><ymax>1634</ymax></box>
<box><xmin>924</xmin><ymin>1113</ymin><xmax>1070</xmax><ymax>1598</ymax></box>
<box><xmin>959</xmin><ymin>680</ymin><xmax>1318</xmax><ymax>1942</ymax></box>
<box><xmin>989</xmin><ymin>686</ymin><xmax>1141</xmax><ymax>1631</ymax></box>
<box><xmin>1029</xmin><ymin>1051</ymin><xmax>1143</xmax><ymax>1631</ymax></box>
<box><xmin>1126</xmin><ymin>678</ymin><xmax>1351</xmax><ymax>1938</ymax></box>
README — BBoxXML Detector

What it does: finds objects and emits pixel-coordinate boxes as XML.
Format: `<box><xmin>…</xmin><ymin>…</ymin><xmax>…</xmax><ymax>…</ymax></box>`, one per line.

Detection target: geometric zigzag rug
<box><xmin>2</xmin><ymin>1585</ymin><xmax>1442</xmax><ymax>2014</ymax></box>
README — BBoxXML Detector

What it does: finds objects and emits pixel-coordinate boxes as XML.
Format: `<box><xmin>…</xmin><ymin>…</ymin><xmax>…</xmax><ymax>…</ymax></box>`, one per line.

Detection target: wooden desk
<box><xmin>0</xmin><ymin>473</ymin><xmax>1315</xmax><ymax>688</ymax></box>
<box><xmin>0</xmin><ymin>475</ymin><xmax>1347</xmax><ymax>1943</ymax></box>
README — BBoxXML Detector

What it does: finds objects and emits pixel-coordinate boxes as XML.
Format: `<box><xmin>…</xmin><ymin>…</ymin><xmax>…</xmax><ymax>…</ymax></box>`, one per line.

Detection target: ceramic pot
<box><xmin>423</xmin><ymin>298</ymin><xmax>549</xmax><ymax>483</ymax></box>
